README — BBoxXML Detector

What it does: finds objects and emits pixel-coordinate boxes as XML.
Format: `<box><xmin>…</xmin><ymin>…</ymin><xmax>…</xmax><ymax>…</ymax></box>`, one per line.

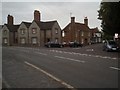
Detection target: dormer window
<box><xmin>55</xmin><ymin>28</ymin><xmax>58</xmax><ymax>34</ymax></box>
<box><xmin>32</xmin><ymin>28</ymin><xmax>37</xmax><ymax>34</ymax></box>
<box><xmin>4</xmin><ymin>30</ymin><xmax>7</xmax><ymax>35</ymax></box>
<box><xmin>21</xmin><ymin>29</ymin><xmax>25</xmax><ymax>35</ymax></box>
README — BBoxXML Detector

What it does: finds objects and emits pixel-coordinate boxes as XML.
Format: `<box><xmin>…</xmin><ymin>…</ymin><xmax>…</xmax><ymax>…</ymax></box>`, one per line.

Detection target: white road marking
<box><xmin>24</xmin><ymin>61</ymin><xmax>75</xmax><ymax>89</ymax></box>
<box><xmin>86</xmin><ymin>49</ymin><xmax>94</xmax><ymax>51</ymax></box>
<box><xmin>35</xmin><ymin>52</ymin><xmax>47</xmax><ymax>56</ymax></box>
<box><xmin>110</xmin><ymin>67</ymin><xmax>120</xmax><ymax>71</ymax></box>
<box><xmin>111</xmin><ymin>57</ymin><xmax>117</xmax><ymax>60</ymax></box>
<box><xmin>50</xmin><ymin>50</ymin><xmax>118</xmax><ymax>60</ymax></box>
<box><xmin>72</xmin><ymin>48</ymin><xmax>81</xmax><ymax>49</ymax></box>
<box><xmin>54</xmin><ymin>56</ymin><xmax>85</xmax><ymax>63</ymax></box>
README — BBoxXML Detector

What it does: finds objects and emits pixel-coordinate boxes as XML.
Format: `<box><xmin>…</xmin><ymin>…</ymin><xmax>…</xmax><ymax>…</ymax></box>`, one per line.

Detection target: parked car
<box><xmin>69</xmin><ymin>42</ymin><xmax>83</xmax><ymax>47</ymax></box>
<box><xmin>103</xmin><ymin>40</ymin><xmax>119</xmax><ymax>52</ymax></box>
<box><xmin>62</xmin><ymin>42</ymin><xmax>68</xmax><ymax>47</ymax></box>
<box><xmin>45</xmin><ymin>42</ymin><xmax>64</xmax><ymax>48</ymax></box>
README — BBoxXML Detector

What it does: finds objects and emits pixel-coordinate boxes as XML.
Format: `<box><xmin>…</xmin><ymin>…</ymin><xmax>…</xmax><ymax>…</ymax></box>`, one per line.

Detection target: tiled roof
<box><xmin>5</xmin><ymin>24</ymin><xmax>20</xmax><ymax>32</ymax></box>
<box><xmin>22</xmin><ymin>22</ymin><xmax>32</xmax><ymax>28</ymax></box>
<box><xmin>63</xmin><ymin>22</ymin><xmax>90</xmax><ymax>31</ymax></box>
<box><xmin>75</xmin><ymin>23</ymin><xmax>90</xmax><ymax>31</ymax></box>
<box><xmin>34</xmin><ymin>20</ymin><xmax>57</xmax><ymax>30</ymax></box>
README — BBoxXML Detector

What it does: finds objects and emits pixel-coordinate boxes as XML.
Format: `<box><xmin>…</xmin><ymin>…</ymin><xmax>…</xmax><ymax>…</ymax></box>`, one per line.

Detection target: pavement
<box><xmin>2</xmin><ymin>43</ymin><xmax>119</xmax><ymax>89</ymax></box>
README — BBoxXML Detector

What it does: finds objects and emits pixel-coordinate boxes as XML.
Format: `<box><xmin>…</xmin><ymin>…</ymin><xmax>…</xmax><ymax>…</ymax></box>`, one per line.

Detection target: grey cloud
<box><xmin>2</xmin><ymin>2</ymin><xmax>101</xmax><ymax>29</ymax></box>
<box><xmin>1</xmin><ymin>0</ymin><xmax>100</xmax><ymax>2</ymax></box>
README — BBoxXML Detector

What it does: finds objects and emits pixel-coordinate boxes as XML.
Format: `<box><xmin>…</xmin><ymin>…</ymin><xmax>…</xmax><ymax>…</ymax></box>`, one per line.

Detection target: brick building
<box><xmin>62</xmin><ymin>17</ymin><xmax>91</xmax><ymax>45</ymax></box>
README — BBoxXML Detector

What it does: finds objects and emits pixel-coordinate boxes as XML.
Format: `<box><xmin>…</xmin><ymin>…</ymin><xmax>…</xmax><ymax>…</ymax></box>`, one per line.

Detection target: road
<box><xmin>2</xmin><ymin>44</ymin><xmax>119</xmax><ymax>89</ymax></box>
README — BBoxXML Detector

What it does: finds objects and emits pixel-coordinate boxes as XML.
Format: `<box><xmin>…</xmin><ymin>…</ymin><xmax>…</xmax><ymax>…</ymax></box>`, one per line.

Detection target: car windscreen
<box><xmin>108</xmin><ymin>41</ymin><xmax>117</xmax><ymax>45</ymax></box>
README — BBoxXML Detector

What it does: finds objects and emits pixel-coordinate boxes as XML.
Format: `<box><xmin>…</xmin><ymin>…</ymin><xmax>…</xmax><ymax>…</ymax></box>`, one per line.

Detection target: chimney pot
<box><xmin>84</xmin><ymin>17</ymin><xmax>88</xmax><ymax>26</ymax></box>
<box><xmin>7</xmin><ymin>14</ymin><xmax>14</xmax><ymax>25</ymax></box>
<box><xmin>71</xmin><ymin>17</ymin><xmax>75</xmax><ymax>23</ymax></box>
<box><xmin>34</xmin><ymin>10</ymin><xmax>40</xmax><ymax>21</ymax></box>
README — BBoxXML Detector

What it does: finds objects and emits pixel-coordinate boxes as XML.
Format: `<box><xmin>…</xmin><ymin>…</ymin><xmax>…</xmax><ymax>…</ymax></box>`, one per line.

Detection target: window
<box><xmin>4</xmin><ymin>30</ymin><xmax>7</xmax><ymax>35</ymax></box>
<box><xmin>94</xmin><ymin>33</ymin><xmax>96</xmax><ymax>37</ymax></box>
<box><xmin>21</xmin><ymin>29</ymin><xmax>25</xmax><ymax>35</ymax></box>
<box><xmin>55</xmin><ymin>28</ymin><xmax>58</xmax><ymax>34</ymax></box>
<box><xmin>20</xmin><ymin>38</ymin><xmax>25</xmax><ymax>44</ymax></box>
<box><xmin>81</xmin><ymin>31</ymin><xmax>84</xmax><ymax>36</ymax></box>
<box><xmin>4</xmin><ymin>38</ymin><xmax>7</xmax><ymax>44</ymax></box>
<box><xmin>32</xmin><ymin>28</ymin><xmax>37</xmax><ymax>34</ymax></box>
<box><xmin>81</xmin><ymin>38</ymin><xmax>84</xmax><ymax>44</ymax></box>
<box><xmin>32</xmin><ymin>37</ymin><xmax>37</xmax><ymax>44</ymax></box>
<box><xmin>55</xmin><ymin>38</ymin><xmax>58</xmax><ymax>43</ymax></box>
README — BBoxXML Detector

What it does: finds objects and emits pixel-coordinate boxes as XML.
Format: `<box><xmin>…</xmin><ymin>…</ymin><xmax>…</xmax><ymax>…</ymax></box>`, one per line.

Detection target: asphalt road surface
<box><xmin>2</xmin><ymin>44</ymin><xmax>119</xmax><ymax>89</ymax></box>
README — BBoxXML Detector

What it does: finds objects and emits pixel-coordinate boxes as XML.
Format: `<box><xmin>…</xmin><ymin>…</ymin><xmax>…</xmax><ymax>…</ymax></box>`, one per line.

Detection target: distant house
<box><xmin>18</xmin><ymin>21</ymin><xmax>31</xmax><ymax>46</ymax></box>
<box><xmin>28</xmin><ymin>10</ymin><xmax>62</xmax><ymax>46</ymax></box>
<box><xmin>2</xmin><ymin>15</ymin><xmax>19</xmax><ymax>46</ymax></box>
<box><xmin>90</xmin><ymin>27</ymin><xmax>102</xmax><ymax>44</ymax></box>
<box><xmin>2</xmin><ymin>10</ymin><xmax>62</xmax><ymax>46</ymax></box>
<box><xmin>62</xmin><ymin>17</ymin><xmax>91</xmax><ymax>45</ymax></box>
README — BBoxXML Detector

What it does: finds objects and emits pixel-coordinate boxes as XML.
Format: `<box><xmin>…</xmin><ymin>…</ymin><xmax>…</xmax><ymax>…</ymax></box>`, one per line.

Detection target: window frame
<box><xmin>81</xmin><ymin>38</ymin><xmax>84</xmax><ymax>44</ymax></box>
<box><xmin>32</xmin><ymin>28</ymin><xmax>37</xmax><ymax>34</ymax></box>
<box><xmin>81</xmin><ymin>31</ymin><xmax>84</xmax><ymax>36</ymax></box>
<box><xmin>32</xmin><ymin>37</ymin><xmax>37</xmax><ymax>44</ymax></box>
<box><xmin>3</xmin><ymin>30</ymin><xmax>7</xmax><ymax>35</ymax></box>
<box><xmin>20</xmin><ymin>38</ymin><xmax>26</xmax><ymax>44</ymax></box>
<box><xmin>55</xmin><ymin>38</ymin><xmax>58</xmax><ymax>43</ymax></box>
<box><xmin>3</xmin><ymin>38</ymin><xmax>8</xmax><ymax>44</ymax></box>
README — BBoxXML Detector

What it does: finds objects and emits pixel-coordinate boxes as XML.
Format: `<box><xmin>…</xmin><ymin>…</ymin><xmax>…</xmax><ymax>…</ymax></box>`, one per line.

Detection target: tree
<box><xmin>98</xmin><ymin>2</ymin><xmax>120</xmax><ymax>37</ymax></box>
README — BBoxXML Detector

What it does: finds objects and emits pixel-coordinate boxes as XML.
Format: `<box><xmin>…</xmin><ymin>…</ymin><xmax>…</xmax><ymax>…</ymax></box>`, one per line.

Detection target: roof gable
<box><xmin>2</xmin><ymin>25</ymin><xmax>9</xmax><ymax>31</ymax></box>
<box><xmin>21</xmin><ymin>21</ymin><xmax>32</xmax><ymax>28</ymax></box>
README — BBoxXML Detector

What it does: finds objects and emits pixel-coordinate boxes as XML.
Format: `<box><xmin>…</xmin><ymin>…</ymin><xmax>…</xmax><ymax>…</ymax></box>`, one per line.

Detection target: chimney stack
<box><xmin>84</xmin><ymin>17</ymin><xmax>88</xmax><ymax>26</ymax></box>
<box><xmin>71</xmin><ymin>17</ymin><xmax>75</xmax><ymax>23</ymax></box>
<box><xmin>7</xmin><ymin>14</ymin><xmax>14</xmax><ymax>25</ymax></box>
<box><xmin>34</xmin><ymin>10</ymin><xmax>40</xmax><ymax>22</ymax></box>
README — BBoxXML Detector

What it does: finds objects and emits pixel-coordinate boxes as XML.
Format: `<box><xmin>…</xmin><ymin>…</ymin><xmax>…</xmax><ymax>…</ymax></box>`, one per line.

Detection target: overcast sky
<box><xmin>2</xmin><ymin>2</ymin><xmax>102</xmax><ymax>29</ymax></box>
